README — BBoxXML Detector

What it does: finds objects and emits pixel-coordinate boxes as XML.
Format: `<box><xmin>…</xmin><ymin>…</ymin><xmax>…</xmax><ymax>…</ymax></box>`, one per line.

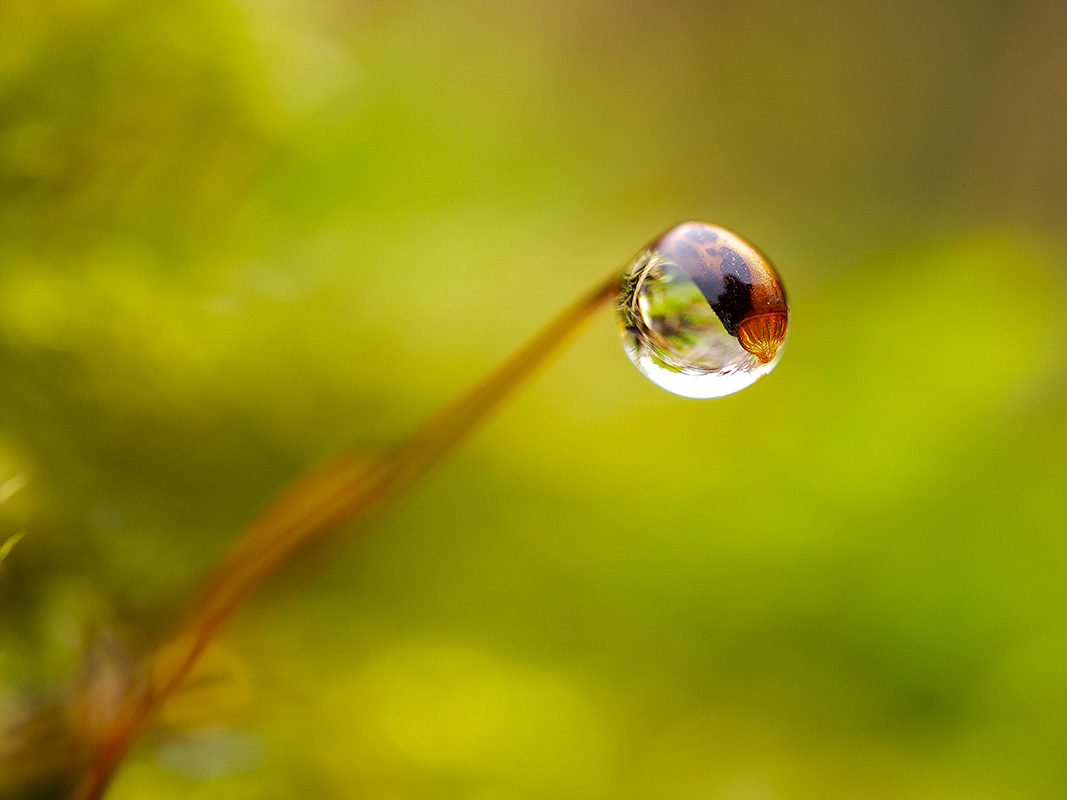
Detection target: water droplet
<box><xmin>617</xmin><ymin>221</ymin><xmax>788</xmax><ymax>398</ymax></box>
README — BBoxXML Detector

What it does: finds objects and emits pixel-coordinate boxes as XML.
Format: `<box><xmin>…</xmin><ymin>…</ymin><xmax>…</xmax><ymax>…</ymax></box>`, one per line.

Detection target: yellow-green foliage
<box><xmin>1</xmin><ymin>2</ymin><xmax>1065</xmax><ymax>799</ymax></box>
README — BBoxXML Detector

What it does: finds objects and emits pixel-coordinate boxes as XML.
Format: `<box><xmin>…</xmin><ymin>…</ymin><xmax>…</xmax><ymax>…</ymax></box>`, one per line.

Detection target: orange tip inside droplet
<box><xmin>737</xmin><ymin>312</ymin><xmax>787</xmax><ymax>364</ymax></box>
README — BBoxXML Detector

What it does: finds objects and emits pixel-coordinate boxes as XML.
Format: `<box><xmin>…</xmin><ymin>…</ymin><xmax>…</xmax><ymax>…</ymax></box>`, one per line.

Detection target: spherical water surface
<box><xmin>616</xmin><ymin>221</ymin><xmax>788</xmax><ymax>399</ymax></box>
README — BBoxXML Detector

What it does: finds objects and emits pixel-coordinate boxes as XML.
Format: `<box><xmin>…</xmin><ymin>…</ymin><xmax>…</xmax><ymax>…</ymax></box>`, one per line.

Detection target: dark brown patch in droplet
<box><xmin>654</xmin><ymin>225</ymin><xmax>755</xmax><ymax>336</ymax></box>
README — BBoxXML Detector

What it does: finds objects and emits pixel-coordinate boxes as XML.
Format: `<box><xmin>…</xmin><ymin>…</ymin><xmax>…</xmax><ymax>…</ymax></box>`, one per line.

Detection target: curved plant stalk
<box><xmin>71</xmin><ymin>271</ymin><xmax>622</xmax><ymax>800</ymax></box>
<box><xmin>0</xmin><ymin>531</ymin><xmax>25</xmax><ymax>566</ymax></box>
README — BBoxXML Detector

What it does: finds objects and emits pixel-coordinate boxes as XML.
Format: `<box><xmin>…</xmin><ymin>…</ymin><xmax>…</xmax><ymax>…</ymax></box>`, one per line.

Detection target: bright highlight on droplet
<box><xmin>616</xmin><ymin>221</ymin><xmax>788</xmax><ymax>398</ymax></box>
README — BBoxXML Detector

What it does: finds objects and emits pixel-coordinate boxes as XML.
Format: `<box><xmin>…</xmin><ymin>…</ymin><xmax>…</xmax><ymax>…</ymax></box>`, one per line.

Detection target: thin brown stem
<box><xmin>70</xmin><ymin>271</ymin><xmax>622</xmax><ymax>800</ymax></box>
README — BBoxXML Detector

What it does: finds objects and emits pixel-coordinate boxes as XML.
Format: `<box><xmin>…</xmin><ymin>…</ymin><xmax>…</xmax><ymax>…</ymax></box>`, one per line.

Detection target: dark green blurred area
<box><xmin>1</xmin><ymin>1</ymin><xmax>1065</xmax><ymax>798</ymax></box>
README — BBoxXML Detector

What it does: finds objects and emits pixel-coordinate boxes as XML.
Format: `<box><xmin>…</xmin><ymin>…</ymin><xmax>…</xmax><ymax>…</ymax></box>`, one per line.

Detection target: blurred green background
<box><xmin>1</xmin><ymin>1</ymin><xmax>1065</xmax><ymax>798</ymax></box>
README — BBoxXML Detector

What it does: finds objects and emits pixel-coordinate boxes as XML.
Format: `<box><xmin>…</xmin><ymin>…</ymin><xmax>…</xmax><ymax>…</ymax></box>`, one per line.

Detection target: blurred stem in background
<box><xmin>70</xmin><ymin>273</ymin><xmax>620</xmax><ymax>800</ymax></box>
<box><xmin>1</xmin><ymin>2</ymin><xmax>1064</xmax><ymax>798</ymax></box>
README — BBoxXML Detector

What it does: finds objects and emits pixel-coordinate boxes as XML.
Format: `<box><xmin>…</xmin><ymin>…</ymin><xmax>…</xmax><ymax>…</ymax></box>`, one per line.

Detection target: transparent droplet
<box><xmin>616</xmin><ymin>221</ymin><xmax>788</xmax><ymax>398</ymax></box>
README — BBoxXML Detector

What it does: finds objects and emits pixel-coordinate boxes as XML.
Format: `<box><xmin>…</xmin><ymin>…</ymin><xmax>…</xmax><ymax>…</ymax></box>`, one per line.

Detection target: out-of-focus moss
<box><xmin>1</xmin><ymin>1</ymin><xmax>1065</xmax><ymax>798</ymax></box>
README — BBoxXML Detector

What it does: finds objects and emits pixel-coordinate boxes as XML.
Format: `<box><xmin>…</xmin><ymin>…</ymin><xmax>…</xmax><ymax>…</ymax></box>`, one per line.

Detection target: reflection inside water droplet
<box><xmin>616</xmin><ymin>221</ymin><xmax>788</xmax><ymax>398</ymax></box>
